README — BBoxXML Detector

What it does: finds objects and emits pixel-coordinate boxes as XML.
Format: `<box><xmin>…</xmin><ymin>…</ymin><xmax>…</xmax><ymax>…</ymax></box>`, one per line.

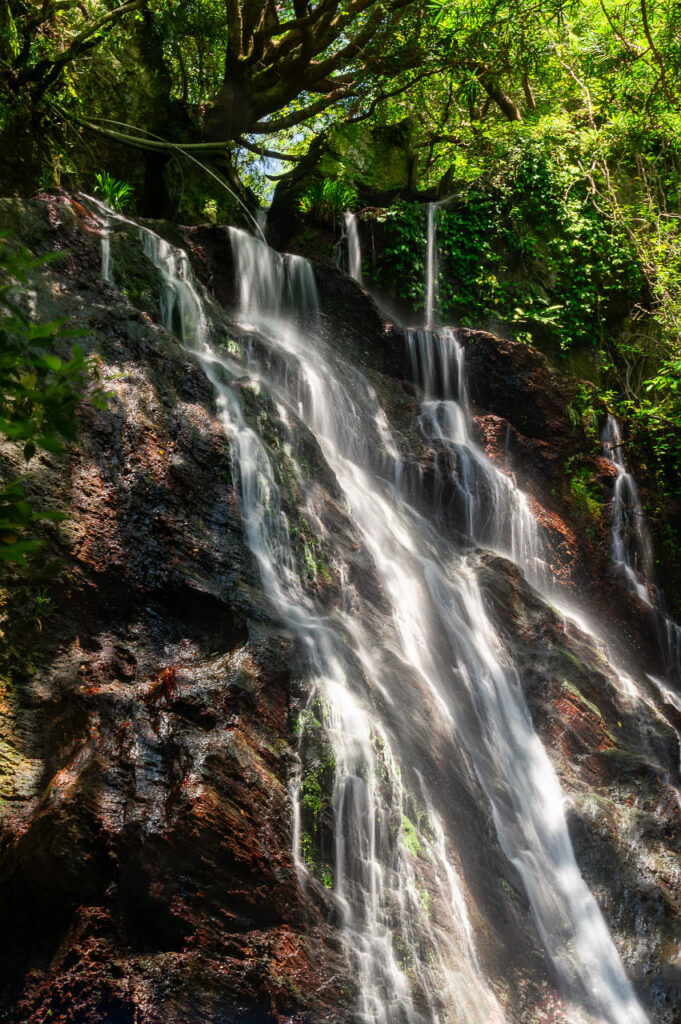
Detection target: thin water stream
<box><xmin>90</xmin><ymin>195</ymin><xmax>653</xmax><ymax>1024</ymax></box>
<box><xmin>425</xmin><ymin>203</ymin><xmax>438</xmax><ymax>331</ymax></box>
<box><xmin>344</xmin><ymin>211</ymin><xmax>363</xmax><ymax>285</ymax></box>
<box><xmin>601</xmin><ymin>415</ymin><xmax>655</xmax><ymax>606</ymax></box>
<box><xmin>601</xmin><ymin>415</ymin><xmax>681</xmax><ymax>682</ymax></box>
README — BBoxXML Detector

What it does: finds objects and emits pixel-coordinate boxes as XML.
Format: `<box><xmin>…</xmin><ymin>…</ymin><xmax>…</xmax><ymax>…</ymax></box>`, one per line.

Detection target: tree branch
<box><xmin>521</xmin><ymin>72</ymin><xmax>536</xmax><ymax>110</ymax></box>
<box><xmin>23</xmin><ymin>0</ymin><xmax>148</xmax><ymax>91</ymax></box>
<box><xmin>225</xmin><ymin>0</ymin><xmax>244</xmax><ymax>62</ymax></box>
<box><xmin>597</xmin><ymin>0</ymin><xmax>641</xmax><ymax>56</ymax></box>
<box><xmin>264</xmin><ymin>0</ymin><xmax>374</xmax><ymax>67</ymax></box>
<box><xmin>244</xmin><ymin>0</ymin><xmax>339</xmax><ymax>67</ymax></box>
<box><xmin>236</xmin><ymin>136</ymin><xmax>301</xmax><ymax>161</ymax></box>
<box><xmin>51</xmin><ymin>106</ymin><xmax>266</xmax><ymax>235</ymax></box>
<box><xmin>251</xmin><ymin>86</ymin><xmax>355</xmax><ymax>133</ymax></box>
<box><xmin>473</xmin><ymin>63</ymin><xmax>522</xmax><ymax>121</ymax></box>
<box><xmin>639</xmin><ymin>0</ymin><xmax>676</xmax><ymax>108</ymax></box>
<box><xmin>346</xmin><ymin>68</ymin><xmax>435</xmax><ymax>124</ymax></box>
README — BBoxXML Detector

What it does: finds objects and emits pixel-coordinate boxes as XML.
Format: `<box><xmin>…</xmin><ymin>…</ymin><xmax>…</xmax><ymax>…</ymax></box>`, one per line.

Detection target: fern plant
<box><xmin>93</xmin><ymin>171</ymin><xmax>134</xmax><ymax>212</ymax></box>
<box><xmin>298</xmin><ymin>177</ymin><xmax>358</xmax><ymax>221</ymax></box>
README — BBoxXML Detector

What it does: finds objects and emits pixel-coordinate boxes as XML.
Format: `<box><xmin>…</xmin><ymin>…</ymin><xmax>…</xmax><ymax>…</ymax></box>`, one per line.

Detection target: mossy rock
<box><xmin>318</xmin><ymin>121</ymin><xmax>414</xmax><ymax>195</ymax></box>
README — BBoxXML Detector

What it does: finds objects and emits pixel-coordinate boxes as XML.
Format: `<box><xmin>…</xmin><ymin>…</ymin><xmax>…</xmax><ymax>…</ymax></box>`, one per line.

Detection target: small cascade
<box><xmin>95</xmin><ymin>205</ymin><xmax>113</xmax><ymax>283</ymax></box>
<box><xmin>408</xmin><ymin>218</ymin><xmax>679</xmax><ymax>695</ymax></box>
<box><xmin>425</xmin><ymin>203</ymin><xmax>438</xmax><ymax>330</ymax></box>
<box><xmin>101</xmin><ymin>230</ymin><xmax>112</xmax><ymax>283</ymax></box>
<box><xmin>406</xmin><ymin>327</ymin><xmax>549</xmax><ymax>589</ymax></box>
<box><xmin>667</xmin><ymin>618</ymin><xmax>681</xmax><ymax>680</ymax></box>
<box><xmin>229</xmin><ymin>227</ymin><xmax>318</xmax><ymax>321</ymax></box>
<box><xmin>86</xmin><ymin>194</ymin><xmax>114</xmax><ymax>283</ymax></box>
<box><xmin>602</xmin><ymin>415</ymin><xmax>681</xmax><ymax>682</ymax></box>
<box><xmin>344</xmin><ymin>210</ymin><xmax>363</xmax><ymax>284</ymax></box>
<box><xmin>601</xmin><ymin>415</ymin><xmax>654</xmax><ymax>605</ymax></box>
<box><xmin>91</xmin><ymin>200</ymin><xmax>652</xmax><ymax>1024</ymax></box>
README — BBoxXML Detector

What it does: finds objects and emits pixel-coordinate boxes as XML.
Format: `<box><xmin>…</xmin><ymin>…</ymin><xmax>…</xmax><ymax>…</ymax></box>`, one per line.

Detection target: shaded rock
<box><xmin>477</xmin><ymin>551</ymin><xmax>681</xmax><ymax>1023</ymax></box>
<box><xmin>0</xmin><ymin>195</ymin><xmax>350</xmax><ymax>1024</ymax></box>
<box><xmin>1</xmin><ymin>193</ymin><xmax>680</xmax><ymax>1024</ymax></box>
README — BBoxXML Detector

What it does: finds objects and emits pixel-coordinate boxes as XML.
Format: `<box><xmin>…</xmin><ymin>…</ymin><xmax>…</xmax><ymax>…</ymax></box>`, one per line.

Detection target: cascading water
<box><xmin>222</xmin><ymin>230</ymin><xmax>506</xmax><ymax>1024</ymax></box>
<box><xmin>92</xmin><ymin>196</ymin><xmax>652</xmax><ymax>1024</ymax></box>
<box><xmin>231</xmin><ymin>234</ymin><xmax>650</xmax><ymax>1024</ymax></box>
<box><xmin>602</xmin><ymin>414</ymin><xmax>681</xmax><ymax>682</ymax></box>
<box><xmin>394</xmin><ymin>212</ymin><xmax>648</xmax><ymax>1024</ymax></box>
<box><xmin>95</xmin><ymin>208</ymin><xmax>504</xmax><ymax>1024</ymax></box>
<box><xmin>601</xmin><ymin>415</ymin><xmax>654</xmax><ymax>605</ymax></box>
<box><xmin>344</xmin><ymin>211</ymin><xmax>363</xmax><ymax>285</ymax></box>
<box><xmin>407</xmin><ymin>208</ymin><xmax>548</xmax><ymax>587</ymax></box>
<box><xmin>425</xmin><ymin>203</ymin><xmax>438</xmax><ymax>330</ymax></box>
<box><xmin>100</xmin><ymin>220</ymin><xmax>112</xmax><ymax>284</ymax></box>
<box><xmin>230</xmin><ymin>225</ymin><xmax>318</xmax><ymax>319</ymax></box>
<box><xmin>405</xmin><ymin>327</ymin><xmax>549</xmax><ymax>589</ymax></box>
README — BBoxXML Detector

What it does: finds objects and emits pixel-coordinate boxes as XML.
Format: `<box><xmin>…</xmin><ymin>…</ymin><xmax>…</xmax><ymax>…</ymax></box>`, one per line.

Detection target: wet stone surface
<box><xmin>0</xmin><ymin>193</ymin><xmax>679</xmax><ymax>1024</ymax></box>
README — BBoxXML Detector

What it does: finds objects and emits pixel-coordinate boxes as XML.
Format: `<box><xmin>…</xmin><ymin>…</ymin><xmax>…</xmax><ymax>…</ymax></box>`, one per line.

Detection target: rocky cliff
<box><xmin>0</xmin><ymin>192</ymin><xmax>679</xmax><ymax>1024</ymax></box>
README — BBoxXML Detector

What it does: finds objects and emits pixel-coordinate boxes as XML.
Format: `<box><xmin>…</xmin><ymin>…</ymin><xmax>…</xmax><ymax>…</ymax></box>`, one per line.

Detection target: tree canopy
<box><xmin>1</xmin><ymin>0</ymin><xmax>680</xmax><ymax>524</ymax></box>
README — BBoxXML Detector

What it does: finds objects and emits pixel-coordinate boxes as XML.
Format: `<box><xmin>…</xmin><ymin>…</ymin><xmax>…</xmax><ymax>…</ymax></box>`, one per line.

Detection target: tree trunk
<box><xmin>475</xmin><ymin>65</ymin><xmax>522</xmax><ymax>121</ymax></box>
<box><xmin>522</xmin><ymin>72</ymin><xmax>536</xmax><ymax>110</ymax></box>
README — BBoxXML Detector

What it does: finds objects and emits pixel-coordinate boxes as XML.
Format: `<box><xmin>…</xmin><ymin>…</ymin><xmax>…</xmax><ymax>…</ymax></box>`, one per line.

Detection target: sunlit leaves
<box><xmin>0</xmin><ymin>236</ymin><xmax>106</xmax><ymax>565</ymax></box>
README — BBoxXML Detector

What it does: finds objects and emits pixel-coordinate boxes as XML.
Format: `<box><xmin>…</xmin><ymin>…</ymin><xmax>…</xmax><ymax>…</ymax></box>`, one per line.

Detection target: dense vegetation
<box><xmin>0</xmin><ymin>0</ymin><xmax>679</xmax><ymax>572</ymax></box>
<box><xmin>0</xmin><ymin>238</ymin><xmax>106</xmax><ymax>566</ymax></box>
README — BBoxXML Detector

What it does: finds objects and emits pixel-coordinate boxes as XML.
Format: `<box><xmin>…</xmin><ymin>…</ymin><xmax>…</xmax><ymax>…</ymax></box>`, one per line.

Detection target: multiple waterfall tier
<box><xmin>86</xmin><ymin>193</ymin><xmax>681</xmax><ymax>1024</ymax></box>
<box><xmin>601</xmin><ymin>414</ymin><xmax>681</xmax><ymax>680</ymax></box>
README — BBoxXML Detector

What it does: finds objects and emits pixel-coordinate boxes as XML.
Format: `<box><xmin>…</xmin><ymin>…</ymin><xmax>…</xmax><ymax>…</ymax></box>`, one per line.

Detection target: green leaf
<box><xmin>42</xmin><ymin>354</ymin><xmax>62</xmax><ymax>373</ymax></box>
<box><xmin>0</xmin><ymin>539</ymin><xmax>44</xmax><ymax>563</ymax></box>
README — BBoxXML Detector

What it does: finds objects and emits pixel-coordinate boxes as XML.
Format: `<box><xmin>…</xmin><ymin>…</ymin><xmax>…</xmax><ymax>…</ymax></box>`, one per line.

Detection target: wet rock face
<box><xmin>477</xmin><ymin>553</ymin><xmax>681</xmax><ymax>1024</ymax></box>
<box><xmin>0</xmin><ymin>196</ymin><xmax>348</xmax><ymax>1024</ymax></box>
<box><xmin>1</xmin><ymin>193</ymin><xmax>680</xmax><ymax>1024</ymax></box>
<box><xmin>454</xmin><ymin>328</ymin><xmax>671</xmax><ymax>681</ymax></box>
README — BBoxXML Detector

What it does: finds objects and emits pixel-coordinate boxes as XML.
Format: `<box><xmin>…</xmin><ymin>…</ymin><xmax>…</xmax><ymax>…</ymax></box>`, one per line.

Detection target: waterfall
<box><xmin>601</xmin><ymin>415</ymin><xmax>654</xmax><ymax>605</ymax></box>
<box><xmin>230</xmin><ymin>227</ymin><xmax>317</xmax><ymax>320</ymax></box>
<box><xmin>344</xmin><ymin>211</ymin><xmax>363</xmax><ymax>285</ymax></box>
<box><xmin>405</xmin><ymin>327</ymin><xmax>548</xmax><ymax>589</ymax></box>
<box><xmin>97</xmin><ymin>210</ymin><xmax>504</xmax><ymax>1024</ymax></box>
<box><xmin>602</xmin><ymin>414</ymin><xmax>681</xmax><ymax>682</ymax></box>
<box><xmin>91</xmin><ymin>199</ymin><xmax>651</xmax><ymax>1024</ymax></box>
<box><xmin>220</xmin><ymin>230</ymin><xmax>647</xmax><ymax>1024</ymax></box>
<box><xmin>100</xmin><ymin>220</ymin><xmax>113</xmax><ymax>283</ymax></box>
<box><xmin>425</xmin><ymin>203</ymin><xmax>438</xmax><ymax>330</ymax></box>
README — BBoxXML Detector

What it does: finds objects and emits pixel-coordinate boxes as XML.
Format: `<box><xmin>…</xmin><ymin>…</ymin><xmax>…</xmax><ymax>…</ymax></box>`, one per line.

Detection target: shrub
<box><xmin>298</xmin><ymin>177</ymin><xmax>358</xmax><ymax>221</ymax></box>
<box><xmin>0</xmin><ymin>235</ymin><xmax>107</xmax><ymax>564</ymax></box>
<box><xmin>94</xmin><ymin>171</ymin><xmax>134</xmax><ymax>212</ymax></box>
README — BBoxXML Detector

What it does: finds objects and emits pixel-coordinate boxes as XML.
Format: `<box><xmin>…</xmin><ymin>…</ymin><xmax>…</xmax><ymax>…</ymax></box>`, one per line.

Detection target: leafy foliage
<box><xmin>298</xmin><ymin>178</ymin><xmax>358</xmax><ymax>222</ymax></box>
<box><xmin>0</xmin><ymin>236</ymin><xmax>106</xmax><ymax>564</ymax></box>
<box><xmin>371</xmin><ymin>149</ymin><xmax>643</xmax><ymax>348</ymax></box>
<box><xmin>94</xmin><ymin>170</ymin><xmax>134</xmax><ymax>212</ymax></box>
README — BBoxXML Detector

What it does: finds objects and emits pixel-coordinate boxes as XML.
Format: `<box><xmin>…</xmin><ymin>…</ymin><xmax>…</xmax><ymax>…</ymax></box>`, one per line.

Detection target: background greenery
<box><xmin>0</xmin><ymin>0</ymin><xmax>680</xmax><ymax>586</ymax></box>
<box><xmin>0</xmin><ymin>237</ymin><xmax>105</xmax><ymax>566</ymax></box>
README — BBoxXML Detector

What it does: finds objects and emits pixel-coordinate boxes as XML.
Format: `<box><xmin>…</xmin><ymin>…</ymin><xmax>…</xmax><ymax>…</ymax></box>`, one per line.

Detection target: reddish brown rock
<box><xmin>0</xmin><ymin>194</ymin><xmax>348</xmax><ymax>1024</ymax></box>
<box><xmin>1</xmin><ymin>193</ymin><xmax>680</xmax><ymax>1024</ymax></box>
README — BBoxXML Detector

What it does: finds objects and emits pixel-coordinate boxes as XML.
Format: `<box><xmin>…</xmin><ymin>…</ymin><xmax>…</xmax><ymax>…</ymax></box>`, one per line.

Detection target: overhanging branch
<box><xmin>251</xmin><ymin>86</ymin><xmax>355</xmax><ymax>134</ymax></box>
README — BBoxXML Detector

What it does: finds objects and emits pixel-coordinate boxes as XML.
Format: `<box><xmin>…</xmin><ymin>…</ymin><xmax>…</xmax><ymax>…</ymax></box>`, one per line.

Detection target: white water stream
<box><xmin>344</xmin><ymin>211</ymin><xmax>363</xmax><ymax>285</ymax></box>
<box><xmin>602</xmin><ymin>414</ymin><xmax>681</xmax><ymax>682</ymax></box>
<box><xmin>91</xmin><ymin>196</ymin><xmax>653</xmax><ymax>1024</ymax></box>
<box><xmin>406</xmin><ymin>327</ymin><xmax>549</xmax><ymax>590</ymax></box>
<box><xmin>601</xmin><ymin>415</ymin><xmax>655</xmax><ymax>606</ymax></box>
<box><xmin>425</xmin><ymin>203</ymin><xmax>438</xmax><ymax>331</ymax></box>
